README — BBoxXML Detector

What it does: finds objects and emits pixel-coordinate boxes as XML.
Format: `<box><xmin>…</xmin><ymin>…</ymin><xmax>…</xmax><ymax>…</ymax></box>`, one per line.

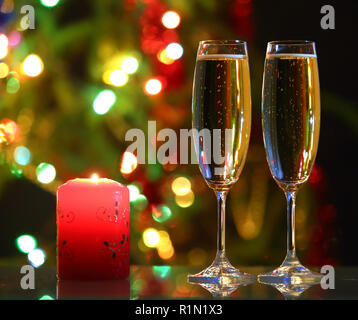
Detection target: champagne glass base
<box><xmin>187</xmin><ymin>251</ymin><xmax>255</xmax><ymax>291</ymax></box>
<box><xmin>258</xmin><ymin>254</ymin><xmax>322</xmax><ymax>286</ymax></box>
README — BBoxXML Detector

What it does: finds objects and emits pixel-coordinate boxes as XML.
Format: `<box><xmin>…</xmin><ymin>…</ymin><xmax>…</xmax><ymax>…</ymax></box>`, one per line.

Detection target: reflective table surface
<box><xmin>0</xmin><ymin>266</ymin><xmax>357</xmax><ymax>300</ymax></box>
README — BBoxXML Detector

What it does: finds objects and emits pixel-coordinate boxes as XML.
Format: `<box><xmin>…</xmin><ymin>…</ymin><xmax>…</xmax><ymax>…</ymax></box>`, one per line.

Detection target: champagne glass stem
<box><xmin>216</xmin><ymin>190</ymin><xmax>228</xmax><ymax>253</ymax></box>
<box><xmin>188</xmin><ymin>187</ymin><xmax>254</xmax><ymax>286</ymax></box>
<box><xmin>285</xmin><ymin>191</ymin><xmax>297</xmax><ymax>258</ymax></box>
<box><xmin>259</xmin><ymin>186</ymin><xmax>322</xmax><ymax>285</ymax></box>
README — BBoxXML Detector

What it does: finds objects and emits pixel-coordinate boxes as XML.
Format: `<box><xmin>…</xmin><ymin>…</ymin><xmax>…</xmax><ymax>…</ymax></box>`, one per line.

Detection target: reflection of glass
<box><xmin>259</xmin><ymin>41</ymin><xmax>322</xmax><ymax>285</ymax></box>
<box><xmin>258</xmin><ymin>280</ymin><xmax>319</xmax><ymax>300</ymax></box>
<box><xmin>188</xmin><ymin>40</ymin><xmax>254</xmax><ymax>286</ymax></box>
<box><xmin>192</xmin><ymin>276</ymin><xmax>255</xmax><ymax>298</ymax></box>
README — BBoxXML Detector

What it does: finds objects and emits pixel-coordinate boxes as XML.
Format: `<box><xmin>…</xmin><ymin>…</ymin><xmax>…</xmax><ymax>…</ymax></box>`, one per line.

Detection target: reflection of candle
<box><xmin>57</xmin><ymin>176</ymin><xmax>130</xmax><ymax>280</ymax></box>
<box><xmin>57</xmin><ymin>279</ymin><xmax>130</xmax><ymax>299</ymax></box>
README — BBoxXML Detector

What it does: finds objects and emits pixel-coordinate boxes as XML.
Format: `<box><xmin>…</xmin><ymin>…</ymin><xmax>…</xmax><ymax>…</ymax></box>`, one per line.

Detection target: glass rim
<box><xmin>268</xmin><ymin>40</ymin><xmax>315</xmax><ymax>46</ymax></box>
<box><xmin>199</xmin><ymin>40</ymin><xmax>247</xmax><ymax>45</ymax></box>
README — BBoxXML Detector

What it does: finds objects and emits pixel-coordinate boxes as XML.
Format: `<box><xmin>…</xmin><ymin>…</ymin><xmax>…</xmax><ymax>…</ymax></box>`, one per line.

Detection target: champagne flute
<box><xmin>188</xmin><ymin>40</ymin><xmax>254</xmax><ymax>287</ymax></box>
<box><xmin>259</xmin><ymin>40</ymin><xmax>322</xmax><ymax>284</ymax></box>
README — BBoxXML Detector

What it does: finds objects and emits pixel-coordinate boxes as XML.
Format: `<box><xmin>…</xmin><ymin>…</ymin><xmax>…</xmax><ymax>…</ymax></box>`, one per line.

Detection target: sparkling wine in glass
<box><xmin>188</xmin><ymin>40</ymin><xmax>254</xmax><ymax>289</ymax></box>
<box><xmin>259</xmin><ymin>40</ymin><xmax>322</xmax><ymax>285</ymax></box>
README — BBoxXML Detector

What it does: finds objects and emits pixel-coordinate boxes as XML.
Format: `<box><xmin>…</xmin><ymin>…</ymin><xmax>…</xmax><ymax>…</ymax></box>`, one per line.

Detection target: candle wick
<box><xmin>91</xmin><ymin>173</ymin><xmax>99</xmax><ymax>181</ymax></box>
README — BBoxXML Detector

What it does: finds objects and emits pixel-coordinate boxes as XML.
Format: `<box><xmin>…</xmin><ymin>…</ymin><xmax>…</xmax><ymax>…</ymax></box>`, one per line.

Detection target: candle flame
<box><xmin>91</xmin><ymin>173</ymin><xmax>99</xmax><ymax>181</ymax></box>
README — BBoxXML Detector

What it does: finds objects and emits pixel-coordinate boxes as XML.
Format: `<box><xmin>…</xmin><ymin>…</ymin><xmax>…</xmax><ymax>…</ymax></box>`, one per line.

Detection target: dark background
<box><xmin>252</xmin><ymin>0</ymin><xmax>358</xmax><ymax>265</ymax></box>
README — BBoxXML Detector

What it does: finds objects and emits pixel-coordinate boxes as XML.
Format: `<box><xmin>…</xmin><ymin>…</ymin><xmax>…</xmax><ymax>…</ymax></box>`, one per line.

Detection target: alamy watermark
<box><xmin>320</xmin><ymin>265</ymin><xmax>335</xmax><ymax>289</ymax></box>
<box><xmin>320</xmin><ymin>5</ymin><xmax>335</xmax><ymax>30</ymax></box>
<box><xmin>19</xmin><ymin>5</ymin><xmax>35</xmax><ymax>30</ymax></box>
<box><xmin>20</xmin><ymin>265</ymin><xmax>35</xmax><ymax>290</ymax></box>
<box><xmin>125</xmin><ymin>121</ymin><xmax>234</xmax><ymax>175</ymax></box>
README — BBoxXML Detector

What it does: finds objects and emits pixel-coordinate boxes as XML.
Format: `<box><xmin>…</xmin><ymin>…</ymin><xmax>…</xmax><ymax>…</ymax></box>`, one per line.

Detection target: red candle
<box><xmin>57</xmin><ymin>175</ymin><xmax>130</xmax><ymax>280</ymax></box>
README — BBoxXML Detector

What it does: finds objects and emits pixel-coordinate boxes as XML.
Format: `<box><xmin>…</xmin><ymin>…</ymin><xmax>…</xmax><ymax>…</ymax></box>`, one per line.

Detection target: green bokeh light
<box><xmin>92</xmin><ymin>90</ymin><xmax>116</xmax><ymax>115</ymax></box>
<box><xmin>6</xmin><ymin>77</ymin><xmax>20</xmax><ymax>94</ymax></box>
<box><xmin>40</xmin><ymin>0</ymin><xmax>61</xmax><ymax>8</ymax></box>
<box><xmin>39</xmin><ymin>295</ymin><xmax>54</xmax><ymax>300</ymax></box>
<box><xmin>152</xmin><ymin>205</ymin><xmax>172</xmax><ymax>223</ymax></box>
<box><xmin>133</xmin><ymin>194</ymin><xmax>148</xmax><ymax>210</ymax></box>
<box><xmin>36</xmin><ymin>163</ymin><xmax>56</xmax><ymax>184</ymax></box>
<box><xmin>16</xmin><ymin>235</ymin><xmax>37</xmax><ymax>253</ymax></box>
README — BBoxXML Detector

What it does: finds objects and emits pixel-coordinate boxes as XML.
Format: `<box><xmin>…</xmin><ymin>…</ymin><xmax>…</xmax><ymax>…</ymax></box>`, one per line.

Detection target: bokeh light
<box><xmin>0</xmin><ymin>46</ymin><xmax>7</xmax><ymax>59</ymax></box>
<box><xmin>175</xmin><ymin>190</ymin><xmax>195</xmax><ymax>208</ymax></box>
<box><xmin>21</xmin><ymin>54</ymin><xmax>44</xmax><ymax>77</ymax></box>
<box><xmin>39</xmin><ymin>295</ymin><xmax>54</xmax><ymax>300</ymax></box>
<box><xmin>133</xmin><ymin>194</ymin><xmax>148</xmax><ymax>210</ymax></box>
<box><xmin>10</xmin><ymin>163</ymin><xmax>23</xmax><ymax>178</ymax></box>
<box><xmin>152</xmin><ymin>205</ymin><xmax>172</xmax><ymax>223</ymax></box>
<box><xmin>0</xmin><ymin>34</ymin><xmax>8</xmax><ymax>46</ymax></box>
<box><xmin>6</xmin><ymin>77</ymin><xmax>20</xmax><ymax>94</ymax></box>
<box><xmin>156</xmin><ymin>231</ymin><xmax>174</xmax><ymax>260</ymax></box>
<box><xmin>137</xmin><ymin>238</ymin><xmax>150</xmax><ymax>252</ymax></box>
<box><xmin>0</xmin><ymin>119</ymin><xmax>19</xmax><ymax>142</ymax></box>
<box><xmin>92</xmin><ymin>90</ymin><xmax>116</xmax><ymax>115</ymax></box>
<box><xmin>120</xmin><ymin>151</ymin><xmax>138</xmax><ymax>174</ymax></box>
<box><xmin>28</xmin><ymin>248</ymin><xmax>46</xmax><ymax>268</ymax></box>
<box><xmin>16</xmin><ymin>235</ymin><xmax>37</xmax><ymax>253</ymax></box>
<box><xmin>0</xmin><ymin>126</ymin><xmax>5</xmax><ymax>144</ymax></box>
<box><xmin>171</xmin><ymin>176</ymin><xmax>191</xmax><ymax>196</ymax></box>
<box><xmin>121</xmin><ymin>57</ymin><xmax>139</xmax><ymax>74</ymax></box>
<box><xmin>36</xmin><ymin>163</ymin><xmax>56</xmax><ymax>184</ymax></box>
<box><xmin>143</xmin><ymin>228</ymin><xmax>160</xmax><ymax>248</ymax></box>
<box><xmin>102</xmin><ymin>70</ymin><xmax>112</xmax><ymax>84</ymax></box>
<box><xmin>161</xmin><ymin>11</ymin><xmax>181</xmax><ymax>29</ymax></box>
<box><xmin>8</xmin><ymin>31</ymin><xmax>21</xmax><ymax>47</ymax></box>
<box><xmin>127</xmin><ymin>184</ymin><xmax>140</xmax><ymax>202</ymax></box>
<box><xmin>0</xmin><ymin>34</ymin><xmax>8</xmax><ymax>59</ymax></box>
<box><xmin>165</xmin><ymin>43</ymin><xmax>183</xmax><ymax>60</ymax></box>
<box><xmin>239</xmin><ymin>219</ymin><xmax>259</xmax><ymax>240</ymax></box>
<box><xmin>0</xmin><ymin>63</ymin><xmax>9</xmax><ymax>78</ymax></box>
<box><xmin>14</xmin><ymin>146</ymin><xmax>32</xmax><ymax>166</ymax></box>
<box><xmin>157</xmin><ymin>49</ymin><xmax>175</xmax><ymax>65</ymax></box>
<box><xmin>144</xmin><ymin>78</ymin><xmax>162</xmax><ymax>95</ymax></box>
<box><xmin>0</xmin><ymin>0</ymin><xmax>14</xmax><ymax>13</ymax></box>
<box><xmin>40</xmin><ymin>0</ymin><xmax>61</xmax><ymax>7</ymax></box>
<box><xmin>157</xmin><ymin>244</ymin><xmax>174</xmax><ymax>260</ymax></box>
<box><xmin>108</xmin><ymin>69</ymin><xmax>128</xmax><ymax>87</ymax></box>
<box><xmin>157</xmin><ymin>230</ymin><xmax>171</xmax><ymax>249</ymax></box>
